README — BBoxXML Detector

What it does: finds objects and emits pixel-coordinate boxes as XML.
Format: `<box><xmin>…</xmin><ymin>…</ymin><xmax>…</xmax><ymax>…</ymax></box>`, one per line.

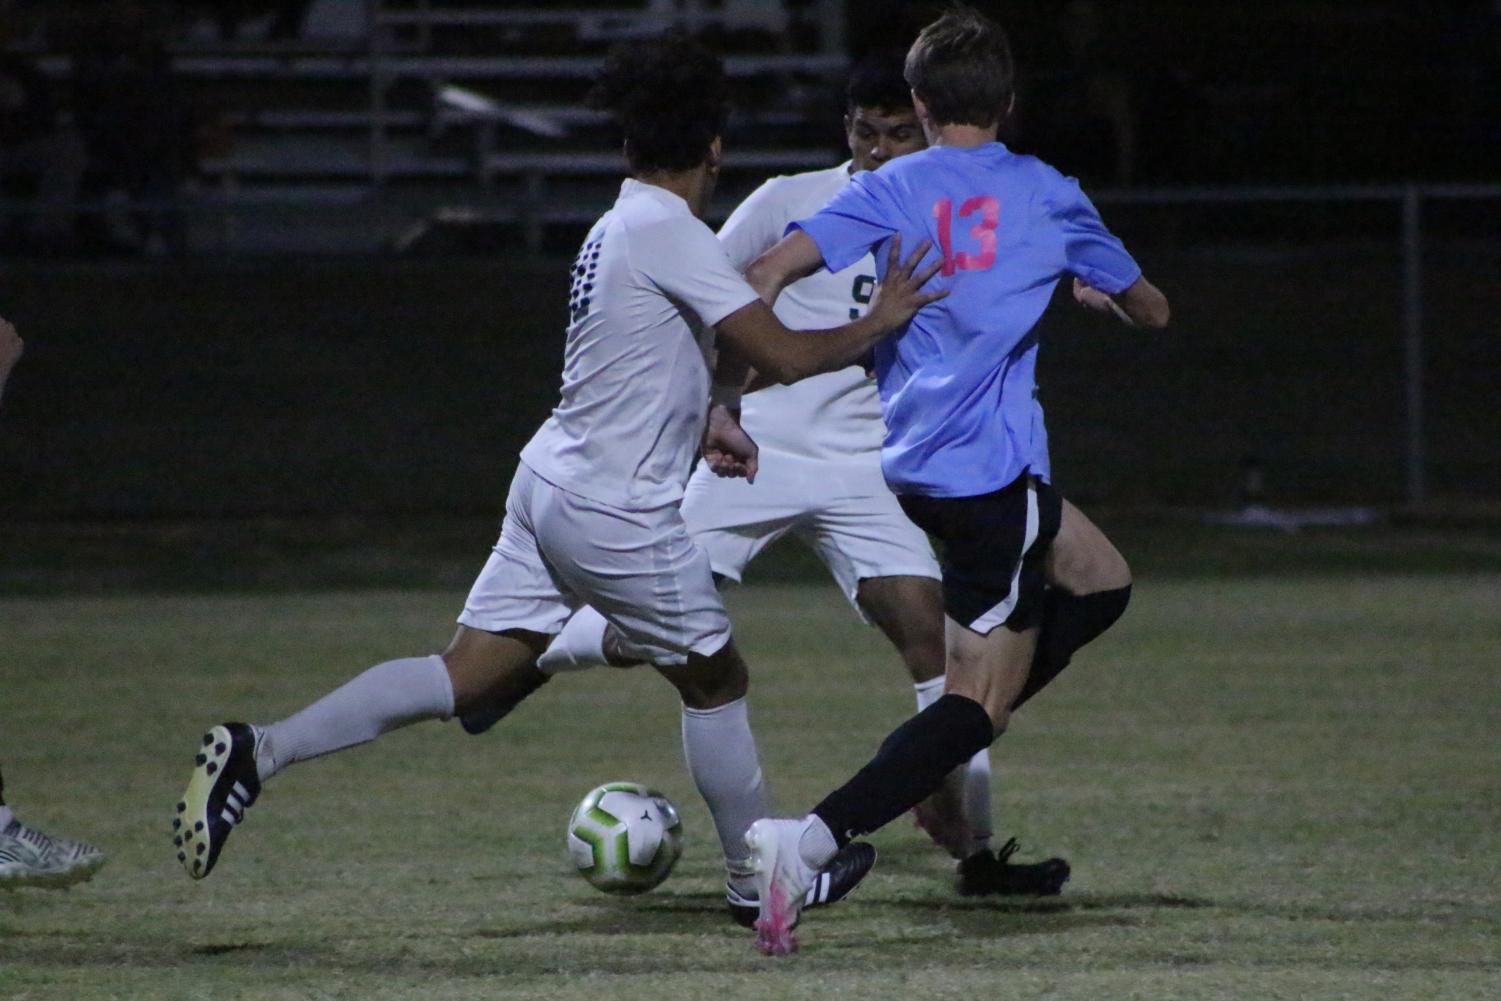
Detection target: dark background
<box><xmin>1</xmin><ymin>0</ymin><xmax>1498</xmax><ymax>523</ymax></box>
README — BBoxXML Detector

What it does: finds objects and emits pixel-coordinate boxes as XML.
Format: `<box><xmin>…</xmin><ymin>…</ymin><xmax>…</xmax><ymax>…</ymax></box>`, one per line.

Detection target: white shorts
<box><xmin>458</xmin><ymin>463</ymin><xmax>731</xmax><ymax>666</ymax></box>
<box><xmin>680</xmin><ymin>451</ymin><xmax>940</xmax><ymax>617</ymax></box>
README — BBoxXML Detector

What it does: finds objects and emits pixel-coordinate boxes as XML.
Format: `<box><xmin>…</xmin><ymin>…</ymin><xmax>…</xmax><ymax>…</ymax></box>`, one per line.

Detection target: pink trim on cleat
<box><xmin>754</xmin><ymin>880</ymin><xmax>799</xmax><ymax>956</ymax></box>
<box><xmin>746</xmin><ymin>818</ymin><xmax>809</xmax><ymax>957</ymax></box>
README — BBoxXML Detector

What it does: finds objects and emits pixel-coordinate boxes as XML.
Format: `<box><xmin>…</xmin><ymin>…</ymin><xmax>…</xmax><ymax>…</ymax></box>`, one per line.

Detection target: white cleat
<box><xmin>744</xmin><ymin>817</ymin><xmax>820</xmax><ymax>956</ymax></box>
<box><xmin>0</xmin><ymin>819</ymin><xmax>106</xmax><ymax>890</ymax></box>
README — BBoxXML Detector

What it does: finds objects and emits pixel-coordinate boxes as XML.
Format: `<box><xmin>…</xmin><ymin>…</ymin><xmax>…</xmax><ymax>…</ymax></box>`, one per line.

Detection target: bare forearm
<box><xmin>720</xmin><ymin>233</ymin><xmax>945</xmax><ymax>386</ymax></box>
<box><xmin>1076</xmin><ymin>275</ymin><xmax>1170</xmax><ymax>329</ymax></box>
<box><xmin>746</xmin><ymin>313</ymin><xmax>887</xmax><ymax>385</ymax></box>
<box><xmin>744</xmin><ymin>230</ymin><xmax>823</xmax><ymax>307</ymax></box>
<box><xmin>1118</xmin><ymin>276</ymin><xmax>1169</xmax><ymax>329</ymax></box>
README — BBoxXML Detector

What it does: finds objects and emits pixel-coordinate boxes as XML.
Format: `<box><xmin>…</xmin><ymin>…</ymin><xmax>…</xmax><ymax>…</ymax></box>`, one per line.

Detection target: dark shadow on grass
<box><xmin>190</xmin><ymin>942</ymin><xmax>268</xmax><ymax>956</ymax></box>
<box><xmin>460</xmin><ymin>889</ymin><xmax>1216</xmax><ymax>944</ymax></box>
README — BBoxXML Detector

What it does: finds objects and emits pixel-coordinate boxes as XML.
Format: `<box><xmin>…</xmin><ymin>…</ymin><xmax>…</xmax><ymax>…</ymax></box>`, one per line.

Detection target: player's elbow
<box><xmin>744</xmin><ymin>256</ymin><xmax>786</xmax><ymax>306</ymax></box>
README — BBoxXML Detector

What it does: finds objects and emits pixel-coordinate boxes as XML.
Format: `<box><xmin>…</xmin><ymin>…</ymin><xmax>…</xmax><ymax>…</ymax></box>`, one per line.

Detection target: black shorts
<box><xmin>898</xmin><ymin>474</ymin><xmax>1063</xmax><ymax>635</ymax></box>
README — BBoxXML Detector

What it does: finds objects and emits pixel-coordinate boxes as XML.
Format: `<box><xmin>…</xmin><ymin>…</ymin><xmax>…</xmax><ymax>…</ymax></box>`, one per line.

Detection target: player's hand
<box><xmin>1073</xmin><ymin>278</ymin><xmax>1137</xmax><ymax>326</ymax></box>
<box><xmin>865</xmin><ymin>234</ymin><xmax>948</xmax><ymax>334</ymax></box>
<box><xmin>702</xmin><ymin>403</ymin><xmax>759</xmax><ymax>483</ymax></box>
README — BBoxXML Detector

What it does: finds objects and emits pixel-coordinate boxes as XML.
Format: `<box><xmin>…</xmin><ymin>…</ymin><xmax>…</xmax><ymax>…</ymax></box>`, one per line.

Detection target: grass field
<box><xmin>1</xmin><ymin>526</ymin><xmax>1499</xmax><ymax>999</ymax></box>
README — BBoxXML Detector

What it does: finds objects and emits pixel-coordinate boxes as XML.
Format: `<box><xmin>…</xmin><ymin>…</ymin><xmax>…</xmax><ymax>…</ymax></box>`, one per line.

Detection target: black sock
<box><xmin>1013</xmin><ymin>584</ymin><xmax>1131</xmax><ymax>711</ymax></box>
<box><xmin>812</xmin><ymin>694</ymin><xmax>993</xmax><ymax>847</ymax></box>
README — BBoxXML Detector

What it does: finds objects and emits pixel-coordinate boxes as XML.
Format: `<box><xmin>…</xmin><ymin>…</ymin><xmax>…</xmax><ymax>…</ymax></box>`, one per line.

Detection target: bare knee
<box><xmin>440</xmin><ymin>626</ymin><xmax>550</xmax><ymax>718</ymax></box>
<box><xmin>656</xmin><ymin>639</ymin><xmax>749</xmax><ymax>710</ymax></box>
<box><xmin>943</xmin><ymin>627</ymin><xmax>1031</xmax><ymax>732</ymax></box>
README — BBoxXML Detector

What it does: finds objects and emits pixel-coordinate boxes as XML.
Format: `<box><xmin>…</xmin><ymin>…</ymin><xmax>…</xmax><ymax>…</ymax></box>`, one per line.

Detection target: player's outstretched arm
<box><xmin>1073</xmin><ymin>276</ymin><xmax>1170</xmax><ymax>329</ymax></box>
<box><xmin>0</xmin><ymin>316</ymin><xmax>23</xmax><ymax>407</ymax></box>
<box><xmin>743</xmin><ymin>230</ymin><xmax>826</xmax><ymax>305</ymax></box>
<box><xmin>717</xmin><ymin>235</ymin><xmax>945</xmax><ymax>385</ymax></box>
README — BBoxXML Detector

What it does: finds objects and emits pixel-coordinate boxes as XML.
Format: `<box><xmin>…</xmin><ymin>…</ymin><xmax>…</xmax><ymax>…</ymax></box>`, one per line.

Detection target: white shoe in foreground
<box><xmin>744</xmin><ymin>817</ymin><xmax>821</xmax><ymax>956</ymax></box>
<box><xmin>0</xmin><ymin>819</ymin><xmax>106</xmax><ymax>890</ymax></box>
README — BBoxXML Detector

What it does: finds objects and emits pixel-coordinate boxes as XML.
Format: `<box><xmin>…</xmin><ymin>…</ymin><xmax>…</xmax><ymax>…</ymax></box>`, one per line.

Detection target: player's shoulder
<box><xmin>892</xmin><ymin>143</ymin><xmax>1073</xmax><ymax>189</ymax></box>
<box><xmin>749</xmin><ymin>163</ymin><xmax>851</xmax><ymax>209</ymax></box>
<box><xmin>614</xmin><ymin>187</ymin><xmax>716</xmax><ymax>246</ymax></box>
<box><xmin>993</xmin><ymin>148</ymin><xmax>1086</xmax><ymax>207</ymax></box>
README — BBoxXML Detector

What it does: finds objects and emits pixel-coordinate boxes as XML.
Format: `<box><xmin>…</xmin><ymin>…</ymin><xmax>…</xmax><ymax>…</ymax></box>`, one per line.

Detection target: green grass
<box><xmin>2</xmin><ymin>542</ymin><xmax>1498</xmax><ymax>999</ymax></box>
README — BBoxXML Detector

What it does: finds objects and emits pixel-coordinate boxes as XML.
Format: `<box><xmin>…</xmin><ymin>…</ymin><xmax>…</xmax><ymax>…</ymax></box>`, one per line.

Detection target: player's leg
<box><xmin>535</xmin><ymin>461</ymin><xmax>795</xmax><ymax>673</ymax></box>
<box><xmin>806</xmin><ymin>490</ymin><xmax>994</xmax><ymax>866</ymax></box>
<box><xmin>746</xmin><ymin>623</ymin><xmax>1023</xmax><ymax>954</ymax></box>
<box><xmin>852</xmin><ymin>574</ymin><xmax>982</xmax><ymax>858</ymax></box>
<box><xmin>747</xmin><ymin>475</ymin><xmax>1061</xmax><ymax>952</ymax></box>
<box><xmin>0</xmin><ymin>763</ymin><xmax>107</xmax><ymax>889</ymax></box>
<box><xmin>652</xmin><ymin>636</ymin><xmax>767</xmax><ymax>908</ymax></box>
<box><xmin>536</xmin><ymin>483</ymin><xmax>775</xmax><ymax>895</ymax></box>
<box><xmin>854</xmin><ymin>574</ymin><xmax>947</xmax><ymax>685</ymax></box>
<box><xmin>172</xmin><ymin>466</ymin><xmax>571</xmax><ymax>880</ymax></box>
<box><xmin>1012</xmin><ymin>497</ymin><xmax>1133</xmax><ymax>710</ymax></box>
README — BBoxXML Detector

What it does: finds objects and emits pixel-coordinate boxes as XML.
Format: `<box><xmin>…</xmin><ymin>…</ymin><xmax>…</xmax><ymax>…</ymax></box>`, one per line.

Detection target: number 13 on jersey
<box><xmin>933</xmin><ymin>196</ymin><xmax>999</xmax><ymax>276</ymax></box>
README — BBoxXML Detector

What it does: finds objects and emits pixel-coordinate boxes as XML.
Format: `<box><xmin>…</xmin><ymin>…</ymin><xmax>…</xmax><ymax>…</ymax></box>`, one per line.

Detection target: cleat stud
<box><xmin>173</xmin><ymin>836</ymin><xmax>182</xmax><ymax>847</ymax></box>
<box><xmin>195</xmin><ymin>754</ymin><xmax>207</xmax><ymax>766</ymax></box>
<box><xmin>178</xmin><ymin>851</ymin><xmax>186</xmax><ymax>862</ymax></box>
<box><xmin>172</xmin><ymin>819</ymin><xmax>181</xmax><ymax>829</ymax></box>
<box><xmin>177</xmin><ymin>802</ymin><xmax>186</xmax><ymax>812</ymax></box>
<box><xmin>196</xmin><ymin>843</ymin><xmax>205</xmax><ymax>856</ymax></box>
<box><xmin>206</xmin><ymin>762</ymin><xmax>218</xmax><ymax>776</ymax></box>
<box><xmin>203</xmin><ymin>734</ymin><xmax>213</xmax><ymax>746</ymax></box>
<box><xmin>214</xmin><ymin>743</ymin><xmax>226</xmax><ymax>755</ymax></box>
<box><xmin>195</xmin><ymin>821</ymin><xmax>204</xmax><ymax>832</ymax></box>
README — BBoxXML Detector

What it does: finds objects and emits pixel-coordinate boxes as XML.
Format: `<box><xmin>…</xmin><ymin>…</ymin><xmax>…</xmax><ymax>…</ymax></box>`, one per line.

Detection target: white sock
<box><xmin>536</xmin><ymin>606</ymin><xmax>612</xmax><ymax>674</ymax></box>
<box><xmin>915</xmin><ymin>676</ymin><xmax>993</xmax><ymax>857</ymax></box>
<box><xmin>913</xmin><ymin>676</ymin><xmax>945</xmax><ymax>711</ymax></box>
<box><xmin>962</xmin><ymin>748</ymin><xmax>994</xmax><ymax>857</ymax></box>
<box><xmin>0</xmin><ymin>805</ymin><xmax>13</xmax><ymax>829</ymax></box>
<box><xmin>254</xmin><ymin>655</ymin><xmax>454</xmax><ymax>782</ymax></box>
<box><xmin>680</xmin><ymin>697</ymin><xmax>768</xmax><ymax>879</ymax></box>
<box><xmin>798</xmin><ymin>814</ymin><xmax>838</xmax><ymax>869</ymax></box>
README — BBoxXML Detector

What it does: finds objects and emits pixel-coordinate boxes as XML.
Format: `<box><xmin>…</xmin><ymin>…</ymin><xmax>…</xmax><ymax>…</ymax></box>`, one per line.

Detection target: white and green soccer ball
<box><xmin>566</xmin><ymin>782</ymin><xmax>683</xmax><ymax>895</ymax></box>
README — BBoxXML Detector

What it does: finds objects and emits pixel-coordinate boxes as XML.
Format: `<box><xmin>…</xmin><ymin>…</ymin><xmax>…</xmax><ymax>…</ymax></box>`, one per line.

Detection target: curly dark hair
<box><xmin>587</xmin><ymin>31</ymin><xmax>730</xmax><ymax>174</ymax></box>
<box><xmin>846</xmin><ymin>49</ymin><xmax>914</xmax><ymax>114</ymax></box>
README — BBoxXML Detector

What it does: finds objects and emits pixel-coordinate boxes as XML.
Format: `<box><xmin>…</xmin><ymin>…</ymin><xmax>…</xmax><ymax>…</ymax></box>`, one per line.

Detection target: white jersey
<box><xmin>521</xmin><ymin>179</ymin><xmax>760</xmax><ymax>511</ymax></box>
<box><xmin>717</xmin><ymin>162</ymin><xmax>884</xmax><ymax>467</ymax></box>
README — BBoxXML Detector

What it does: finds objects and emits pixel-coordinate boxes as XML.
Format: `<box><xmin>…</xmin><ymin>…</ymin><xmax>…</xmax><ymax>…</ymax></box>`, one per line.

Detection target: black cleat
<box><xmin>957</xmin><ymin>838</ymin><xmax>1070</xmax><ymax>897</ymax></box>
<box><xmin>173</xmin><ymin>722</ymin><xmax>261</xmax><ymax>880</ymax></box>
<box><xmin>727</xmin><ymin>841</ymin><xmax>877</xmax><ymax>928</ymax></box>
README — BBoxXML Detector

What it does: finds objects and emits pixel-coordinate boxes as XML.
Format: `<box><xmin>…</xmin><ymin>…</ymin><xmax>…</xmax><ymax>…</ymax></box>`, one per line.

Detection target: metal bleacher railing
<box><xmin>10</xmin><ymin>1</ymin><xmax>851</xmax><ymax>236</ymax></box>
<box><xmin>200</xmin><ymin>2</ymin><xmax>847</xmax><ymax>196</ymax></box>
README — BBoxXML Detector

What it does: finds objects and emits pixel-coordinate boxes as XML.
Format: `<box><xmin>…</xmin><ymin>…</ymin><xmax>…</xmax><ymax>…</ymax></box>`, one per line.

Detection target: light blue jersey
<box><xmin>791</xmin><ymin>142</ymin><xmax>1141</xmax><ymax>498</ymax></box>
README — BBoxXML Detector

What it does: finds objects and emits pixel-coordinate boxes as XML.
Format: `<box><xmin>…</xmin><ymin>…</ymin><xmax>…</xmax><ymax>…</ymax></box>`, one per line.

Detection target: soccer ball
<box><xmin>566</xmin><ymin>782</ymin><xmax>683</xmax><ymax>895</ymax></box>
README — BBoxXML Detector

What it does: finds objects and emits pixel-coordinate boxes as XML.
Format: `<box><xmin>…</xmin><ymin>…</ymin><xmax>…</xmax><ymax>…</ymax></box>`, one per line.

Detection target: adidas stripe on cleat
<box><xmin>174</xmin><ymin>722</ymin><xmax>261</xmax><ymax>880</ymax></box>
<box><xmin>726</xmin><ymin>841</ymin><xmax>877</xmax><ymax>928</ymax></box>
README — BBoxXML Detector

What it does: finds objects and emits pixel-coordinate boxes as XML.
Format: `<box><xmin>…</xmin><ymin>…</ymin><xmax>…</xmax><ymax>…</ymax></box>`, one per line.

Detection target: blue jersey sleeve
<box><xmin>787</xmin><ymin>170</ymin><xmax>898</xmax><ymax>274</ymax></box>
<box><xmin>1050</xmin><ymin>179</ymin><xmax>1141</xmax><ymax>295</ymax></box>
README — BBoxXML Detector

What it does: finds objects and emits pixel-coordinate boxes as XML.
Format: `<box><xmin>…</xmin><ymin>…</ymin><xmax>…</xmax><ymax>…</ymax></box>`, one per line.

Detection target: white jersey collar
<box><xmin>619</xmin><ymin>177</ymin><xmax>692</xmax><ymax>214</ymax></box>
